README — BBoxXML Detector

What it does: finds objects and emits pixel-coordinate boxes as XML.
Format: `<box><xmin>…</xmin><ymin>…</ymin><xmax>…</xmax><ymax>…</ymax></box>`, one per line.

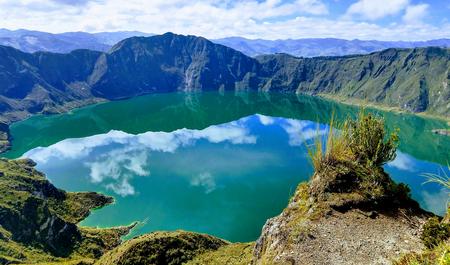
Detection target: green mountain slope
<box><xmin>0</xmin><ymin>33</ymin><xmax>448</xmax><ymax>121</ymax></box>
<box><xmin>258</xmin><ymin>47</ymin><xmax>450</xmax><ymax>115</ymax></box>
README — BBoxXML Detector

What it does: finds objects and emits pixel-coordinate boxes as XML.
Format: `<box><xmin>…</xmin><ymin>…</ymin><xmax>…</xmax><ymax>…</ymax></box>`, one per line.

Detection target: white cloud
<box><xmin>345</xmin><ymin>0</ymin><xmax>409</xmax><ymax>20</ymax></box>
<box><xmin>192</xmin><ymin>124</ymin><xmax>257</xmax><ymax>144</ymax></box>
<box><xmin>24</xmin><ymin>119</ymin><xmax>256</xmax><ymax>162</ymax></box>
<box><xmin>24</xmin><ymin>130</ymin><xmax>130</xmax><ymax>164</ymax></box>
<box><xmin>0</xmin><ymin>0</ymin><xmax>448</xmax><ymax>41</ymax></box>
<box><xmin>402</xmin><ymin>4</ymin><xmax>428</xmax><ymax>24</ymax></box>
<box><xmin>190</xmin><ymin>172</ymin><xmax>216</xmax><ymax>193</ymax></box>
<box><xmin>295</xmin><ymin>0</ymin><xmax>328</xmax><ymax>15</ymax></box>
<box><xmin>387</xmin><ymin>151</ymin><xmax>416</xmax><ymax>172</ymax></box>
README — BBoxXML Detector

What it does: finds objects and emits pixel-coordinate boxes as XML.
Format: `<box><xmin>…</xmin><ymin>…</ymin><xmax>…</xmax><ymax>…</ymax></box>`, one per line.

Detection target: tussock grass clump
<box><xmin>423</xmin><ymin>167</ymin><xmax>450</xmax><ymax>196</ymax></box>
<box><xmin>308</xmin><ymin>111</ymin><xmax>398</xmax><ymax>174</ymax></box>
<box><xmin>344</xmin><ymin>111</ymin><xmax>398</xmax><ymax>167</ymax></box>
<box><xmin>307</xmin><ymin>111</ymin><xmax>411</xmax><ymax>205</ymax></box>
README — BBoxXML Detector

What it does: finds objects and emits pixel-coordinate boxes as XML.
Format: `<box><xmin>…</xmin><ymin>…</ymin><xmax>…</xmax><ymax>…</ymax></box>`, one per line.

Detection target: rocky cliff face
<box><xmin>89</xmin><ymin>34</ymin><xmax>260</xmax><ymax>98</ymax></box>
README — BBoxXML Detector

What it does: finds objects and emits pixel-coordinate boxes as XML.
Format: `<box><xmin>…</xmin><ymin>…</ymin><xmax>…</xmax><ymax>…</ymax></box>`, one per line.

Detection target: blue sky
<box><xmin>0</xmin><ymin>0</ymin><xmax>449</xmax><ymax>40</ymax></box>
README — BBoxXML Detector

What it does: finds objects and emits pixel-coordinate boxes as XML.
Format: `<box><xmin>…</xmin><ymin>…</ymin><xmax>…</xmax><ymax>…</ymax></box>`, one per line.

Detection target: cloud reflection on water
<box><xmin>24</xmin><ymin>117</ymin><xmax>258</xmax><ymax>196</ymax></box>
<box><xmin>281</xmin><ymin>119</ymin><xmax>327</xmax><ymax>146</ymax></box>
<box><xmin>422</xmin><ymin>189</ymin><xmax>449</xmax><ymax>216</ymax></box>
<box><xmin>387</xmin><ymin>151</ymin><xmax>417</xmax><ymax>172</ymax></box>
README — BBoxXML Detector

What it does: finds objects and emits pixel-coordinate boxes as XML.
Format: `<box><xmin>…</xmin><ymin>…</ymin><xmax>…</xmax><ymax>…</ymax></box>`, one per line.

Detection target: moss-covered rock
<box><xmin>95</xmin><ymin>231</ymin><xmax>227</xmax><ymax>265</ymax></box>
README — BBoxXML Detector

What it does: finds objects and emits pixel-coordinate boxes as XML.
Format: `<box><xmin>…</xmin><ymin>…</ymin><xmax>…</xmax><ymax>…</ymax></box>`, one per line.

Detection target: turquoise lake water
<box><xmin>4</xmin><ymin>92</ymin><xmax>449</xmax><ymax>242</ymax></box>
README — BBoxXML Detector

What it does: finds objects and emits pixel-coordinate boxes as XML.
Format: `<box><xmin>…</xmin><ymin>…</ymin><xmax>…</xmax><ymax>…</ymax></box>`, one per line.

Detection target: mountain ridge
<box><xmin>215</xmin><ymin>36</ymin><xmax>450</xmax><ymax>57</ymax></box>
<box><xmin>1</xmin><ymin>28</ymin><xmax>450</xmax><ymax>57</ymax></box>
<box><xmin>0</xmin><ymin>28</ymin><xmax>152</xmax><ymax>53</ymax></box>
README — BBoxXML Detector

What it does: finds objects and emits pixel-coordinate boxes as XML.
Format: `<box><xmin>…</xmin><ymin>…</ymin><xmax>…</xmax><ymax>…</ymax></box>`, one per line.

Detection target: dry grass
<box><xmin>422</xmin><ymin>165</ymin><xmax>450</xmax><ymax>223</ymax></box>
<box><xmin>185</xmin><ymin>242</ymin><xmax>254</xmax><ymax>265</ymax></box>
<box><xmin>306</xmin><ymin>116</ymin><xmax>353</xmax><ymax>174</ymax></box>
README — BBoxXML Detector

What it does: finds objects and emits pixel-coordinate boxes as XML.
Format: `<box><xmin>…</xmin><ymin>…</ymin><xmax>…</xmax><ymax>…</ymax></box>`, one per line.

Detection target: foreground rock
<box><xmin>253</xmin><ymin>112</ymin><xmax>436</xmax><ymax>265</ymax></box>
<box><xmin>253</xmin><ymin>183</ymin><xmax>430</xmax><ymax>265</ymax></box>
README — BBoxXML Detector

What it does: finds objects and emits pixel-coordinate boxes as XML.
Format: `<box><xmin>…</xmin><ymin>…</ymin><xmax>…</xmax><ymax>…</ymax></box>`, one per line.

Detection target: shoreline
<box><xmin>317</xmin><ymin>93</ymin><xmax>450</xmax><ymax>124</ymax></box>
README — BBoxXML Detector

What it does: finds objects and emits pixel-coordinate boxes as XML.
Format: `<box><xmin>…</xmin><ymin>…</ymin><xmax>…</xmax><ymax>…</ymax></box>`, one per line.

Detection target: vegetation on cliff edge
<box><xmin>0</xmin><ymin>158</ymin><xmax>133</xmax><ymax>264</ymax></box>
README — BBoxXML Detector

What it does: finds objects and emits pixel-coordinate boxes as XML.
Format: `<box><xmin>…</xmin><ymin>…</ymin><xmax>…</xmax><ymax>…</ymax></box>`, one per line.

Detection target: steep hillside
<box><xmin>257</xmin><ymin>48</ymin><xmax>450</xmax><ymax>115</ymax></box>
<box><xmin>96</xmin><ymin>231</ymin><xmax>227</xmax><ymax>265</ymax></box>
<box><xmin>0</xmin><ymin>158</ymin><xmax>133</xmax><ymax>264</ymax></box>
<box><xmin>0</xmin><ymin>45</ymin><xmax>103</xmax><ymax>123</ymax></box>
<box><xmin>0</xmin><ymin>32</ymin><xmax>448</xmax><ymax>152</ymax></box>
<box><xmin>89</xmin><ymin>34</ymin><xmax>260</xmax><ymax>98</ymax></box>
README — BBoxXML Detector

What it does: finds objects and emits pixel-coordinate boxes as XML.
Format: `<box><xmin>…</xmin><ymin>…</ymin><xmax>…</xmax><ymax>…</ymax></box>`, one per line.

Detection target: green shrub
<box><xmin>421</xmin><ymin>217</ymin><xmax>450</xmax><ymax>249</ymax></box>
<box><xmin>344</xmin><ymin>111</ymin><xmax>399</xmax><ymax>167</ymax></box>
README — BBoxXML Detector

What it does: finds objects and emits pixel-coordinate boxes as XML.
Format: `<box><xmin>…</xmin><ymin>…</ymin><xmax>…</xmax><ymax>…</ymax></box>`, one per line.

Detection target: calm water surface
<box><xmin>4</xmin><ymin>92</ymin><xmax>449</xmax><ymax>242</ymax></box>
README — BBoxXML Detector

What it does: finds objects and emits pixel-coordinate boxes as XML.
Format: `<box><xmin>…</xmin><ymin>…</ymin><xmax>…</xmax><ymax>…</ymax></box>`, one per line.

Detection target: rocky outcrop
<box><xmin>252</xmin><ymin>113</ymin><xmax>437</xmax><ymax>265</ymax></box>
<box><xmin>0</xmin><ymin>158</ymin><xmax>130</xmax><ymax>263</ymax></box>
<box><xmin>252</xmin><ymin>183</ymin><xmax>431</xmax><ymax>265</ymax></box>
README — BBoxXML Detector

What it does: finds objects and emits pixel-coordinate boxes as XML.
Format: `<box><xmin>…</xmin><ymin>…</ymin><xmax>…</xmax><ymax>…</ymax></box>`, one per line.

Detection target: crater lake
<box><xmin>3</xmin><ymin>92</ymin><xmax>450</xmax><ymax>242</ymax></box>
